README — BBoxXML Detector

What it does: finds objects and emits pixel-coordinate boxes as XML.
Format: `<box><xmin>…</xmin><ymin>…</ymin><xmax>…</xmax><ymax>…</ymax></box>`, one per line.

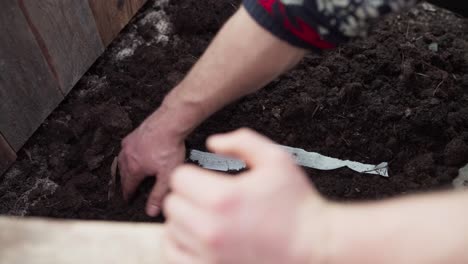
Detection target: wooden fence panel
<box><xmin>0</xmin><ymin>133</ymin><xmax>16</xmax><ymax>175</ymax></box>
<box><xmin>0</xmin><ymin>0</ymin><xmax>63</xmax><ymax>152</ymax></box>
<box><xmin>88</xmin><ymin>0</ymin><xmax>147</xmax><ymax>46</ymax></box>
<box><xmin>20</xmin><ymin>0</ymin><xmax>105</xmax><ymax>95</ymax></box>
<box><xmin>0</xmin><ymin>0</ymin><xmax>147</xmax><ymax>174</ymax></box>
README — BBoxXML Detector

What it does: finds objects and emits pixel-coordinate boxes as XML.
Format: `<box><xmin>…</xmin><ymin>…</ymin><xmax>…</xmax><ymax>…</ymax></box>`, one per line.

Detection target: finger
<box><xmin>170</xmin><ymin>165</ymin><xmax>236</xmax><ymax>208</ymax></box>
<box><xmin>146</xmin><ymin>175</ymin><xmax>170</xmax><ymax>217</ymax></box>
<box><xmin>118</xmin><ymin>152</ymin><xmax>138</xmax><ymax>201</ymax></box>
<box><xmin>206</xmin><ymin>128</ymin><xmax>291</xmax><ymax>168</ymax></box>
<box><xmin>164</xmin><ymin>194</ymin><xmax>215</xmax><ymax>246</ymax></box>
<box><xmin>166</xmin><ymin>221</ymin><xmax>206</xmax><ymax>256</ymax></box>
<box><xmin>162</xmin><ymin>230</ymin><xmax>204</xmax><ymax>264</ymax></box>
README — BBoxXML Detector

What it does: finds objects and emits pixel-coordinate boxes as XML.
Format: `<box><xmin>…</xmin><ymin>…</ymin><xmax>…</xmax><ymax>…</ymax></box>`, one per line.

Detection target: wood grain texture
<box><xmin>0</xmin><ymin>133</ymin><xmax>16</xmax><ymax>175</ymax></box>
<box><xmin>0</xmin><ymin>0</ymin><xmax>63</xmax><ymax>151</ymax></box>
<box><xmin>0</xmin><ymin>217</ymin><xmax>164</xmax><ymax>264</ymax></box>
<box><xmin>88</xmin><ymin>0</ymin><xmax>147</xmax><ymax>46</ymax></box>
<box><xmin>20</xmin><ymin>0</ymin><xmax>104</xmax><ymax>95</ymax></box>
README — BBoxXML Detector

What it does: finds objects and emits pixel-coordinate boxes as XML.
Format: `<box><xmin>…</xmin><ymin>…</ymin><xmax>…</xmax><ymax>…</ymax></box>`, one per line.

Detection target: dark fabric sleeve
<box><xmin>427</xmin><ymin>0</ymin><xmax>468</xmax><ymax>17</ymax></box>
<box><xmin>243</xmin><ymin>0</ymin><xmax>419</xmax><ymax>51</ymax></box>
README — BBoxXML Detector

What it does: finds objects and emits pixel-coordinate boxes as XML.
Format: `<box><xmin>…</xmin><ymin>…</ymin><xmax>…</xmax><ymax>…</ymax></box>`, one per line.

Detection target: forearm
<box><xmin>323</xmin><ymin>191</ymin><xmax>468</xmax><ymax>264</ymax></box>
<box><xmin>147</xmin><ymin>6</ymin><xmax>306</xmax><ymax>137</ymax></box>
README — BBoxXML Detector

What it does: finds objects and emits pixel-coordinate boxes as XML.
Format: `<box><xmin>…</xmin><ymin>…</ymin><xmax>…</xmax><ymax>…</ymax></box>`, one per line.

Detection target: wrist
<box><xmin>144</xmin><ymin>86</ymin><xmax>206</xmax><ymax>139</ymax></box>
<box><xmin>291</xmin><ymin>195</ymin><xmax>336</xmax><ymax>264</ymax></box>
<box><xmin>320</xmin><ymin>203</ymin><xmax>379</xmax><ymax>264</ymax></box>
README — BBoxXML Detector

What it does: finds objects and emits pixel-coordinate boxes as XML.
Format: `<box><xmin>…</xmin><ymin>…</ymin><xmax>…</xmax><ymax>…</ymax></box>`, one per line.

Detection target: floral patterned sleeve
<box><xmin>243</xmin><ymin>0</ymin><xmax>419</xmax><ymax>51</ymax></box>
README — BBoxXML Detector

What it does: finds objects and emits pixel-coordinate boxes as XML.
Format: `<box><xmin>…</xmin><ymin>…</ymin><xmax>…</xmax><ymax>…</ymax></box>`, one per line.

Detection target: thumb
<box><xmin>146</xmin><ymin>175</ymin><xmax>170</xmax><ymax>217</ymax></box>
<box><xmin>206</xmin><ymin>128</ymin><xmax>292</xmax><ymax>169</ymax></box>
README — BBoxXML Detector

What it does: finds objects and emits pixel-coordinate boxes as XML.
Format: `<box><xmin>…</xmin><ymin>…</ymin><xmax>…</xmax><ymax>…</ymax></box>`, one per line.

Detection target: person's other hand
<box><xmin>163</xmin><ymin>128</ymin><xmax>329</xmax><ymax>264</ymax></box>
<box><xmin>118</xmin><ymin>113</ymin><xmax>186</xmax><ymax>217</ymax></box>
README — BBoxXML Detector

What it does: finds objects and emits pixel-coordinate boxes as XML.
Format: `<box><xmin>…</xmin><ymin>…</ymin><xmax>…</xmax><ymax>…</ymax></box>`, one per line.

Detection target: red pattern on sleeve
<box><xmin>258</xmin><ymin>0</ymin><xmax>276</xmax><ymax>14</ymax></box>
<box><xmin>278</xmin><ymin>2</ymin><xmax>335</xmax><ymax>49</ymax></box>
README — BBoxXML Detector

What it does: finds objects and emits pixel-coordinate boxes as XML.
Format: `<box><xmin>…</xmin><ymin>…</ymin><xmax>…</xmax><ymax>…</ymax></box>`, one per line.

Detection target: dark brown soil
<box><xmin>1</xmin><ymin>1</ymin><xmax>468</xmax><ymax>222</ymax></box>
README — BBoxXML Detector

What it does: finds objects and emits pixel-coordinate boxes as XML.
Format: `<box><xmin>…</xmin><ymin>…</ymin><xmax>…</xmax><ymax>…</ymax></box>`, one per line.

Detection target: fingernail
<box><xmin>147</xmin><ymin>205</ymin><xmax>160</xmax><ymax>217</ymax></box>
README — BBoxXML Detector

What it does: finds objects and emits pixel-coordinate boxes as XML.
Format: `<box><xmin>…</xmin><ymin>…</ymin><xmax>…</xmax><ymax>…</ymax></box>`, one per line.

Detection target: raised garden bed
<box><xmin>1</xmin><ymin>0</ymin><xmax>468</xmax><ymax>223</ymax></box>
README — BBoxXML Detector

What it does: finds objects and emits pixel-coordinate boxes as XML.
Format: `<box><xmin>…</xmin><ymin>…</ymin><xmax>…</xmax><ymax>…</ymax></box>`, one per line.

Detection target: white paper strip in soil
<box><xmin>189</xmin><ymin>145</ymin><xmax>389</xmax><ymax>177</ymax></box>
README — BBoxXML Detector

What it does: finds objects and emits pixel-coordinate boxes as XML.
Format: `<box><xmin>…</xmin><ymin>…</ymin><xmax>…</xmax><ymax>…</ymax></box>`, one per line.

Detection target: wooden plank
<box><xmin>0</xmin><ymin>0</ymin><xmax>63</xmax><ymax>151</ymax></box>
<box><xmin>0</xmin><ymin>217</ymin><xmax>165</xmax><ymax>264</ymax></box>
<box><xmin>0</xmin><ymin>133</ymin><xmax>16</xmax><ymax>175</ymax></box>
<box><xmin>20</xmin><ymin>0</ymin><xmax>105</xmax><ymax>94</ymax></box>
<box><xmin>88</xmin><ymin>0</ymin><xmax>147</xmax><ymax>46</ymax></box>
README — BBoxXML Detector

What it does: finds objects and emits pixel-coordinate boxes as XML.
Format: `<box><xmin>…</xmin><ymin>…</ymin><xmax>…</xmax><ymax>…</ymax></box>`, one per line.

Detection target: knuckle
<box><xmin>236</xmin><ymin>128</ymin><xmax>254</xmax><ymax>138</ymax></box>
<box><xmin>170</xmin><ymin>166</ymin><xmax>188</xmax><ymax>188</ymax></box>
<box><xmin>172</xmin><ymin>166</ymin><xmax>191</xmax><ymax>179</ymax></box>
<box><xmin>170</xmin><ymin>165</ymin><xmax>194</xmax><ymax>186</ymax></box>
<box><xmin>171</xmin><ymin>166</ymin><xmax>186</xmax><ymax>177</ymax></box>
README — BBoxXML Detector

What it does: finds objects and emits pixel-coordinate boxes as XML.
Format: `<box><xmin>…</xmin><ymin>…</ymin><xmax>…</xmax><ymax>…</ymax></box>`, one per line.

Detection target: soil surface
<box><xmin>2</xmin><ymin>0</ymin><xmax>468</xmax><ymax>222</ymax></box>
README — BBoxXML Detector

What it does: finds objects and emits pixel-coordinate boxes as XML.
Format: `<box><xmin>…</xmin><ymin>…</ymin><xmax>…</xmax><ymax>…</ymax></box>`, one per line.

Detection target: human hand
<box><xmin>118</xmin><ymin>112</ymin><xmax>186</xmax><ymax>217</ymax></box>
<box><xmin>162</xmin><ymin>128</ymin><xmax>329</xmax><ymax>264</ymax></box>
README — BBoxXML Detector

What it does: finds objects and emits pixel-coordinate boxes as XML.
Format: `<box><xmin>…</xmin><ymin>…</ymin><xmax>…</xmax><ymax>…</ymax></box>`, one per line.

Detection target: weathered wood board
<box><xmin>0</xmin><ymin>0</ymin><xmax>147</xmax><ymax>174</ymax></box>
<box><xmin>0</xmin><ymin>217</ymin><xmax>165</xmax><ymax>264</ymax></box>
<box><xmin>20</xmin><ymin>0</ymin><xmax>105</xmax><ymax>94</ymax></box>
<box><xmin>88</xmin><ymin>0</ymin><xmax>147</xmax><ymax>46</ymax></box>
<box><xmin>0</xmin><ymin>133</ymin><xmax>16</xmax><ymax>175</ymax></box>
<box><xmin>0</xmin><ymin>0</ymin><xmax>63</xmax><ymax>152</ymax></box>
